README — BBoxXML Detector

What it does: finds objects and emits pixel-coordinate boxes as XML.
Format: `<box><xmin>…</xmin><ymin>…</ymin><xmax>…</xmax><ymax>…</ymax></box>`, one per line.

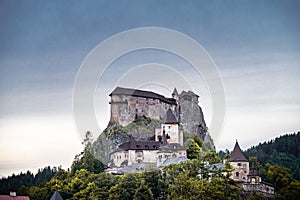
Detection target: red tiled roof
<box><xmin>0</xmin><ymin>195</ymin><xmax>30</xmax><ymax>200</ymax></box>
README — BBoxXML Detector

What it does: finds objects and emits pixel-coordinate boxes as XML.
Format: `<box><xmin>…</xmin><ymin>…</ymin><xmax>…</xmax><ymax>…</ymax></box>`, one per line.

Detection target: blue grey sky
<box><xmin>0</xmin><ymin>0</ymin><xmax>300</xmax><ymax>177</ymax></box>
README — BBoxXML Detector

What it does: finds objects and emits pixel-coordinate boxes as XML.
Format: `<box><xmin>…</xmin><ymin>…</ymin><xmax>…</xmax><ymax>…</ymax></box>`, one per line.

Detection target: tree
<box><xmin>140</xmin><ymin>169</ymin><xmax>162</xmax><ymax>199</ymax></box>
<box><xmin>109</xmin><ymin>173</ymin><xmax>141</xmax><ymax>200</ymax></box>
<box><xmin>133</xmin><ymin>182</ymin><xmax>154</xmax><ymax>200</ymax></box>
<box><xmin>94</xmin><ymin>173</ymin><xmax>119</xmax><ymax>200</ymax></box>
<box><xmin>167</xmin><ymin>171</ymin><xmax>203</xmax><ymax>200</ymax></box>
<box><xmin>71</xmin><ymin>131</ymin><xmax>104</xmax><ymax>175</ymax></box>
<box><xmin>264</xmin><ymin>163</ymin><xmax>293</xmax><ymax>191</ymax></box>
<box><xmin>186</xmin><ymin>139</ymin><xmax>202</xmax><ymax>159</ymax></box>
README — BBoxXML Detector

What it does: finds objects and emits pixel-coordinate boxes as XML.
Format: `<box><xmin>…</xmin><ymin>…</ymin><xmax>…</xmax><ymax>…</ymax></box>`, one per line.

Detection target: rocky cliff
<box><xmin>93</xmin><ymin>116</ymin><xmax>161</xmax><ymax>163</ymax></box>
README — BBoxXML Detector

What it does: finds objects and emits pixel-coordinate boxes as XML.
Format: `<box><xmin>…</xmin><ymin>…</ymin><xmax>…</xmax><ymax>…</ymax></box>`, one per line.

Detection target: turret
<box><xmin>228</xmin><ymin>140</ymin><xmax>249</xmax><ymax>182</ymax></box>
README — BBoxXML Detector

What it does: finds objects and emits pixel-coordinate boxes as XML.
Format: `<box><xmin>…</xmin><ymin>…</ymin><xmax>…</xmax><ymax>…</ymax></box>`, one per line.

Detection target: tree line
<box><xmin>1</xmin><ymin>133</ymin><xmax>300</xmax><ymax>199</ymax></box>
<box><xmin>244</xmin><ymin>131</ymin><xmax>300</xmax><ymax>181</ymax></box>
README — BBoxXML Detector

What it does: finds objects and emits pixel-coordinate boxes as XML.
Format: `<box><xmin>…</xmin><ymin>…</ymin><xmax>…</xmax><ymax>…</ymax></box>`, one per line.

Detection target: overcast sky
<box><xmin>1</xmin><ymin>0</ymin><xmax>300</xmax><ymax>177</ymax></box>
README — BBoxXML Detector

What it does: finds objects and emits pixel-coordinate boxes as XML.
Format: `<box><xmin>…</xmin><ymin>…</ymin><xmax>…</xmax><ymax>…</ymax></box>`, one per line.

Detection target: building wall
<box><xmin>157</xmin><ymin>150</ymin><xmax>186</xmax><ymax>166</ymax></box>
<box><xmin>230</xmin><ymin>161</ymin><xmax>249</xmax><ymax>182</ymax></box>
<box><xmin>155</xmin><ymin>124</ymin><xmax>183</xmax><ymax>146</ymax></box>
<box><xmin>243</xmin><ymin>183</ymin><xmax>275</xmax><ymax>197</ymax></box>
<box><xmin>111</xmin><ymin>151</ymin><xmax>129</xmax><ymax>167</ymax></box>
<box><xmin>111</xmin><ymin>148</ymin><xmax>186</xmax><ymax>167</ymax></box>
<box><xmin>110</xmin><ymin>94</ymin><xmax>175</xmax><ymax>126</ymax></box>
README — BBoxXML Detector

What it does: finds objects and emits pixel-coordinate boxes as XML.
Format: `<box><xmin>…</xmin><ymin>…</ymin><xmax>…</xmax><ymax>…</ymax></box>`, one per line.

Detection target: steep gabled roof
<box><xmin>164</xmin><ymin>108</ymin><xmax>178</xmax><ymax>124</ymax></box>
<box><xmin>172</xmin><ymin>88</ymin><xmax>178</xmax><ymax>96</ymax></box>
<box><xmin>109</xmin><ymin>87</ymin><xmax>176</xmax><ymax>105</ymax></box>
<box><xmin>228</xmin><ymin>141</ymin><xmax>248</xmax><ymax>162</ymax></box>
<box><xmin>50</xmin><ymin>190</ymin><xmax>63</xmax><ymax>200</ymax></box>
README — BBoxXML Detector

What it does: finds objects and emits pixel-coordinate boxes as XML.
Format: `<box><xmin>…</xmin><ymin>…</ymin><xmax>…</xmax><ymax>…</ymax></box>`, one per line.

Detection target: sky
<box><xmin>0</xmin><ymin>0</ymin><xmax>300</xmax><ymax>177</ymax></box>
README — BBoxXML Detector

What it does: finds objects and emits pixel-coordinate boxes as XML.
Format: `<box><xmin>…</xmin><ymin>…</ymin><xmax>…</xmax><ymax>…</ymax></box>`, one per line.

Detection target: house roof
<box><xmin>50</xmin><ymin>190</ymin><xmax>63</xmax><ymax>200</ymax></box>
<box><xmin>164</xmin><ymin>108</ymin><xmax>178</xmax><ymax>124</ymax></box>
<box><xmin>116</xmin><ymin>162</ymin><xmax>156</xmax><ymax>174</ymax></box>
<box><xmin>109</xmin><ymin>87</ymin><xmax>176</xmax><ymax>105</ymax></box>
<box><xmin>0</xmin><ymin>196</ymin><xmax>30</xmax><ymax>200</ymax></box>
<box><xmin>113</xmin><ymin>141</ymin><xmax>160</xmax><ymax>153</ymax></box>
<box><xmin>159</xmin><ymin>156</ymin><xmax>187</xmax><ymax>167</ymax></box>
<box><xmin>158</xmin><ymin>143</ymin><xmax>185</xmax><ymax>153</ymax></box>
<box><xmin>228</xmin><ymin>141</ymin><xmax>248</xmax><ymax>162</ymax></box>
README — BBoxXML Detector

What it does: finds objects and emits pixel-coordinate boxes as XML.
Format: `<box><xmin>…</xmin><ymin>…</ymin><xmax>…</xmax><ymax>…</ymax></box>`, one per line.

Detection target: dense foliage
<box><xmin>244</xmin><ymin>132</ymin><xmax>300</xmax><ymax>181</ymax></box>
<box><xmin>0</xmin><ymin>166</ymin><xmax>57</xmax><ymax>195</ymax></box>
<box><xmin>1</xmin><ymin>132</ymin><xmax>300</xmax><ymax>199</ymax></box>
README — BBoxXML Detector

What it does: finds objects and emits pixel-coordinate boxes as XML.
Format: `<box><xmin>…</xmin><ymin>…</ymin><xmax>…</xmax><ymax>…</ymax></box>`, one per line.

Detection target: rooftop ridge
<box><xmin>228</xmin><ymin>140</ymin><xmax>248</xmax><ymax>162</ymax></box>
<box><xmin>110</xmin><ymin>87</ymin><xmax>176</xmax><ymax>105</ymax></box>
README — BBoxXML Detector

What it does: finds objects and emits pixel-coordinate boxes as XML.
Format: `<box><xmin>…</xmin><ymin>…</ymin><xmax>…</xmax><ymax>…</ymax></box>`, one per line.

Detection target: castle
<box><xmin>109</xmin><ymin>87</ymin><xmax>207</xmax><ymax>138</ymax></box>
<box><xmin>106</xmin><ymin>86</ymin><xmax>206</xmax><ymax>170</ymax></box>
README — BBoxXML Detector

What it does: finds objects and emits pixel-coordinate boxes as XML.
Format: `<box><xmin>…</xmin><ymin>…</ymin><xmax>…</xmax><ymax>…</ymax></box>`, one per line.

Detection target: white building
<box><xmin>110</xmin><ymin>108</ymin><xmax>186</xmax><ymax>169</ymax></box>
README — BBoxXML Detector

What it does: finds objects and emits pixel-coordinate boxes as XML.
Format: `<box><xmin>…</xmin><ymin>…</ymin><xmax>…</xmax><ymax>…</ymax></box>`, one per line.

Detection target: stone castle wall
<box><xmin>109</xmin><ymin>88</ymin><xmax>206</xmax><ymax>136</ymax></box>
<box><xmin>110</xmin><ymin>94</ymin><xmax>175</xmax><ymax>126</ymax></box>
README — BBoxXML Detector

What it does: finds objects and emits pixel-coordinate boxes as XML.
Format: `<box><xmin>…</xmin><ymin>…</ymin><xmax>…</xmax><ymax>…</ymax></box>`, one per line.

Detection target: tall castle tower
<box><xmin>228</xmin><ymin>141</ymin><xmax>249</xmax><ymax>182</ymax></box>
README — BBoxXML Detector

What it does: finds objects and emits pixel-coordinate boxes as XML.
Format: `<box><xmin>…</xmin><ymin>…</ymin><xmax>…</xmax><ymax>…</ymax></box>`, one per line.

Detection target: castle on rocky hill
<box><xmin>93</xmin><ymin>86</ymin><xmax>210</xmax><ymax>165</ymax></box>
<box><xmin>109</xmin><ymin>87</ymin><xmax>207</xmax><ymax>139</ymax></box>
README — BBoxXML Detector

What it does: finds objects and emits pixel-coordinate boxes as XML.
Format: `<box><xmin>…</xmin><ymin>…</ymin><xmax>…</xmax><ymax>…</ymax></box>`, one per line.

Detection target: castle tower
<box><xmin>228</xmin><ymin>140</ymin><xmax>249</xmax><ymax>182</ymax></box>
<box><xmin>172</xmin><ymin>88</ymin><xmax>179</xmax><ymax>100</ymax></box>
<box><xmin>156</xmin><ymin>108</ymin><xmax>183</xmax><ymax>146</ymax></box>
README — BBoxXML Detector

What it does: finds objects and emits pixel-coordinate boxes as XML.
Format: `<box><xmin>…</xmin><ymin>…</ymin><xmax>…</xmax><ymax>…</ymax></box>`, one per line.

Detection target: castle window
<box><xmin>238</xmin><ymin>163</ymin><xmax>241</xmax><ymax>166</ymax></box>
<box><xmin>168</xmin><ymin>126</ymin><xmax>171</xmax><ymax>129</ymax></box>
<box><xmin>236</xmin><ymin>172</ymin><xmax>239</xmax><ymax>177</ymax></box>
<box><xmin>136</xmin><ymin>100</ymin><xmax>138</xmax><ymax>104</ymax></box>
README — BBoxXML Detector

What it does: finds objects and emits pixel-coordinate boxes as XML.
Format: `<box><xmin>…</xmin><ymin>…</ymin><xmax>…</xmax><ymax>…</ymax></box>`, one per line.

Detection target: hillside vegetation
<box><xmin>244</xmin><ymin>131</ymin><xmax>300</xmax><ymax>181</ymax></box>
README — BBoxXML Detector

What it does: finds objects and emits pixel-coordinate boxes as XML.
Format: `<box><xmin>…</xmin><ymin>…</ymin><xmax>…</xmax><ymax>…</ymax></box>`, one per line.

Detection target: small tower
<box><xmin>172</xmin><ymin>88</ymin><xmax>179</xmax><ymax>100</ymax></box>
<box><xmin>157</xmin><ymin>108</ymin><xmax>183</xmax><ymax>146</ymax></box>
<box><xmin>228</xmin><ymin>140</ymin><xmax>249</xmax><ymax>182</ymax></box>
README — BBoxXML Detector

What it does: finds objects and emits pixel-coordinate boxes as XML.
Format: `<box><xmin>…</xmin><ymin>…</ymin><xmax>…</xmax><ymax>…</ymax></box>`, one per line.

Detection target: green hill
<box><xmin>244</xmin><ymin>131</ymin><xmax>300</xmax><ymax>181</ymax></box>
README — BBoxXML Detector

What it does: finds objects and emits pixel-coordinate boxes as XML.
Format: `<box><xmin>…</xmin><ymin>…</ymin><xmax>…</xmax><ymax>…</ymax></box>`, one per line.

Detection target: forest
<box><xmin>0</xmin><ymin>133</ymin><xmax>300</xmax><ymax>199</ymax></box>
<box><xmin>244</xmin><ymin>131</ymin><xmax>300</xmax><ymax>181</ymax></box>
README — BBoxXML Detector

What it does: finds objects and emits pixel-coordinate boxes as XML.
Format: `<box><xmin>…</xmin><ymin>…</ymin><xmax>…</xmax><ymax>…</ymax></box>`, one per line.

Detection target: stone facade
<box><xmin>109</xmin><ymin>87</ymin><xmax>207</xmax><ymax>137</ymax></box>
<box><xmin>109</xmin><ymin>87</ymin><xmax>176</xmax><ymax>127</ymax></box>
